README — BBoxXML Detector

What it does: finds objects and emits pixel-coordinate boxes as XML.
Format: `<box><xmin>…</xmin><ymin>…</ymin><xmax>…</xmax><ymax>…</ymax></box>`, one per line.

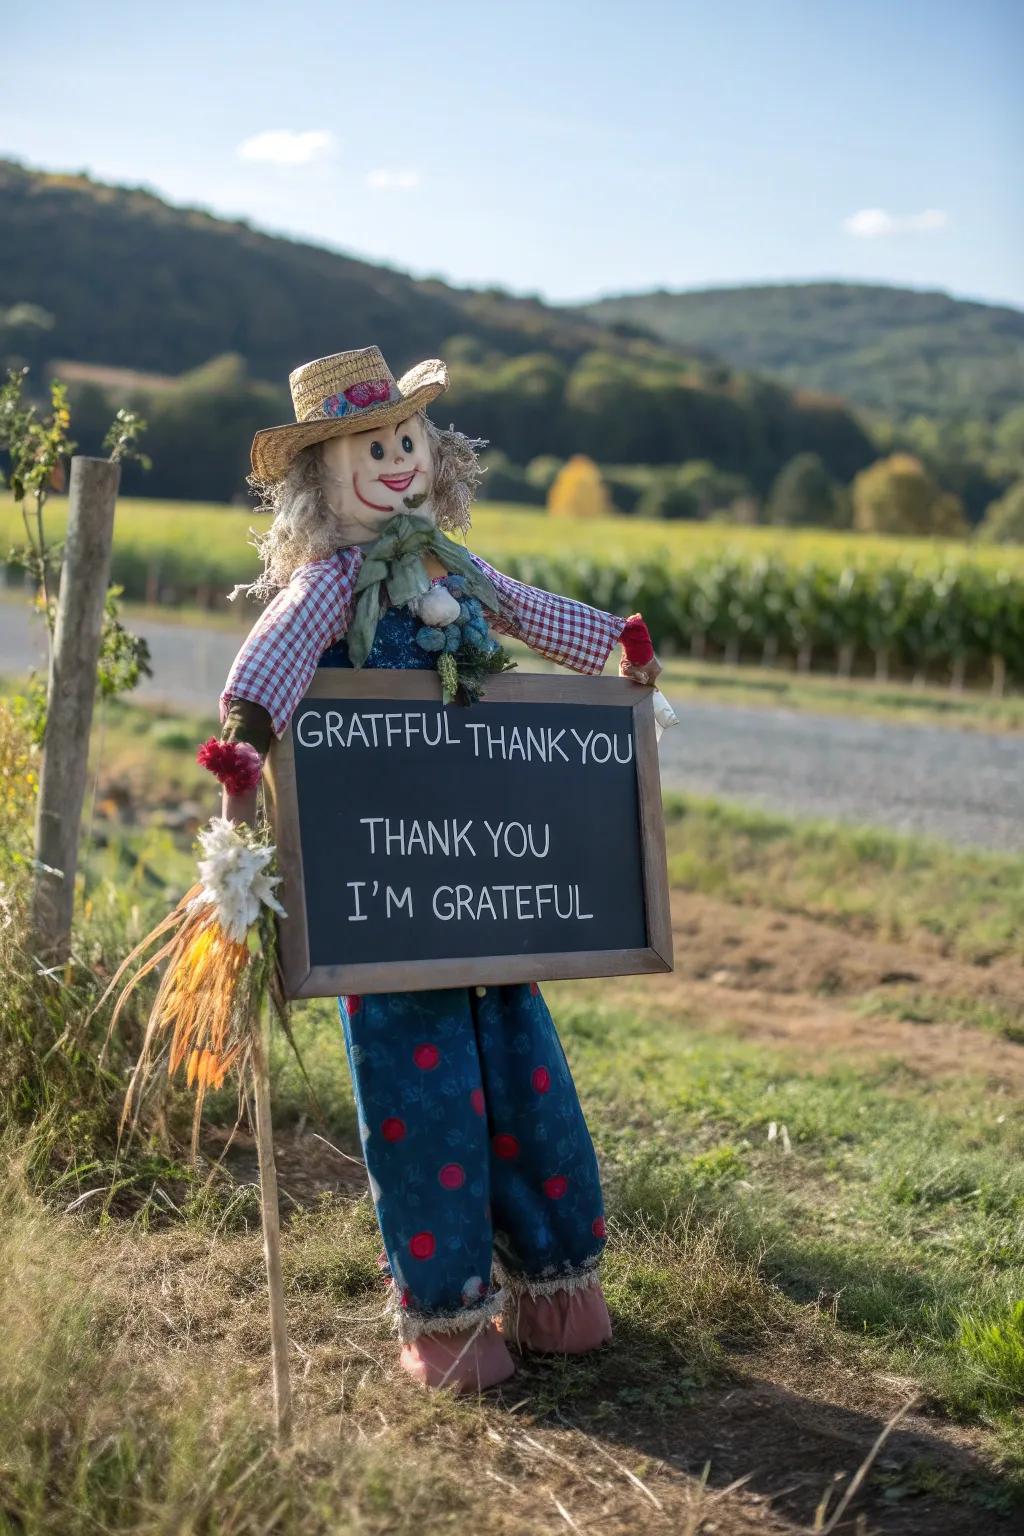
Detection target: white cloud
<box><xmin>843</xmin><ymin>207</ymin><xmax>949</xmax><ymax>239</ymax></box>
<box><xmin>237</xmin><ymin>130</ymin><xmax>334</xmax><ymax>166</ymax></box>
<box><xmin>365</xmin><ymin>168</ymin><xmax>420</xmax><ymax>191</ymax></box>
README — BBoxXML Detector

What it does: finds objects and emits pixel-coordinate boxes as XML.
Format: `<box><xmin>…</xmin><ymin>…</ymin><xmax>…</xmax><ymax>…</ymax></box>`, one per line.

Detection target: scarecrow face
<box><xmin>321</xmin><ymin>414</ymin><xmax>434</xmax><ymax>543</ymax></box>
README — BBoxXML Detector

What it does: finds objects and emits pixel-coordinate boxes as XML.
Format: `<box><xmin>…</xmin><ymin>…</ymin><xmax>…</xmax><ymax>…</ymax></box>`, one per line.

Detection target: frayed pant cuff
<box><xmin>494</xmin><ymin>1257</ymin><xmax>602</xmax><ymax>1300</ymax></box>
<box><xmin>393</xmin><ymin>1286</ymin><xmax>506</xmax><ymax>1343</ymax></box>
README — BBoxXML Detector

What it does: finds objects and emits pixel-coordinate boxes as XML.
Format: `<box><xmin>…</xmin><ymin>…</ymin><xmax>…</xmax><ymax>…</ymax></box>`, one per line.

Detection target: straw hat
<box><xmin>251</xmin><ymin>346</ymin><xmax>448</xmax><ymax>482</ymax></box>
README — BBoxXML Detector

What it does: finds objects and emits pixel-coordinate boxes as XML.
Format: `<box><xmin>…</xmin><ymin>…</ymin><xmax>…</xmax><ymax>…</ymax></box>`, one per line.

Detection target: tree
<box><xmin>633</xmin><ymin>461</ymin><xmax>750</xmax><ymax>521</ymax></box>
<box><xmin>547</xmin><ymin>455</ymin><xmax>613</xmax><ymax>519</ymax></box>
<box><xmin>979</xmin><ymin>481</ymin><xmax>1024</xmax><ymax>544</ymax></box>
<box><xmin>992</xmin><ymin>406</ymin><xmax>1024</xmax><ymax>479</ymax></box>
<box><xmin>477</xmin><ymin>450</ymin><xmax>544</xmax><ymax>505</ymax></box>
<box><xmin>525</xmin><ymin>455</ymin><xmax>564</xmax><ymax>495</ymax></box>
<box><xmin>634</xmin><ymin>478</ymin><xmax>699</xmax><ymax>520</ymax></box>
<box><xmin>767</xmin><ymin>452</ymin><xmax>845</xmax><ymax>527</ymax></box>
<box><xmin>0</xmin><ymin>301</ymin><xmax>54</xmax><ymax>369</ymax></box>
<box><xmin>852</xmin><ymin>454</ymin><xmax>967</xmax><ymax>538</ymax></box>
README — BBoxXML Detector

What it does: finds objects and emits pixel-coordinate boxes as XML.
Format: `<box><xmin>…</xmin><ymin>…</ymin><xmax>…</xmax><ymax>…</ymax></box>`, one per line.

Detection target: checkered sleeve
<box><xmin>220</xmin><ymin>548</ymin><xmax>363</xmax><ymax>737</ymax></box>
<box><xmin>469</xmin><ymin>554</ymin><xmax>626</xmax><ymax>675</ymax></box>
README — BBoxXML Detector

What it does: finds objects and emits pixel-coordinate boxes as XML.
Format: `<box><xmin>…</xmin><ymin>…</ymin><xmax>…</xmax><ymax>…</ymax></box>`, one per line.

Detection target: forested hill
<box><xmin>583</xmin><ymin>283</ymin><xmax>1024</xmax><ymax>422</ymax></box>
<box><xmin>0</xmin><ymin>159</ymin><xmax>666</xmax><ymax>379</ymax></box>
<box><xmin>0</xmin><ymin>161</ymin><xmax>882</xmax><ymax>502</ymax></box>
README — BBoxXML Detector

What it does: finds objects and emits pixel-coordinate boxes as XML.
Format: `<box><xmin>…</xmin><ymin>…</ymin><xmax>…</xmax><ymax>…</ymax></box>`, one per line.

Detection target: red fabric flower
<box><xmin>413</xmin><ymin>1042</ymin><xmax>440</xmax><ymax>1071</ymax></box>
<box><xmin>620</xmin><ymin>613</ymin><xmax>654</xmax><ymax>666</ymax></box>
<box><xmin>409</xmin><ymin>1231</ymin><xmax>436</xmax><ymax>1260</ymax></box>
<box><xmin>345</xmin><ymin>378</ymin><xmax>392</xmax><ymax>408</ymax></box>
<box><xmin>543</xmin><ymin>1175</ymin><xmax>569</xmax><ymax>1200</ymax></box>
<box><xmin>196</xmin><ymin>737</ymin><xmax>262</xmax><ymax>795</ymax></box>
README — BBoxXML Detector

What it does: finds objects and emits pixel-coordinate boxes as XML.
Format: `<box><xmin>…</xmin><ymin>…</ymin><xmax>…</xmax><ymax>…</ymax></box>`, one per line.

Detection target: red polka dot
<box><xmin>409</xmin><ymin>1231</ymin><xmax>436</xmax><ymax>1260</ymax></box>
<box><xmin>345</xmin><ymin>995</ymin><xmax>361</xmax><ymax>1015</ymax></box>
<box><xmin>543</xmin><ymin>1174</ymin><xmax>569</xmax><ymax>1200</ymax></box>
<box><xmin>592</xmin><ymin>1216</ymin><xmax>607</xmax><ymax>1239</ymax></box>
<box><xmin>531</xmin><ymin>1066</ymin><xmax>551</xmax><ymax>1094</ymax></box>
<box><xmin>529</xmin><ymin>981</ymin><xmax>540</xmax><ymax>996</ymax></box>
<box><xmin>413</xmin><ymin>1042</ymin><xmax>440</xmax><ymax>1071</ymax></box>
<box><xmin>492</xmin><ymin>1133</ymin><xmax>520</xmax><ymax>1160</ymax></box>
<box><xmin>400</xmin><ymin>1287</ymin><xmax>411</xmax><ymax>1309</ymax></box>
<box><xmin>381</xmin><ymin>1117</ymin><xmax>406</xmax><ymax>1142</ymax></box>
<box><xmin>438</xmin><ymin>1162</ymin><xmax>465</xmax><ymax>1190</ymax></box>
<box><xmin>470</xmin><ymin>1087</ymin><xmax>486</xmax><ymax>1117</ymax></box>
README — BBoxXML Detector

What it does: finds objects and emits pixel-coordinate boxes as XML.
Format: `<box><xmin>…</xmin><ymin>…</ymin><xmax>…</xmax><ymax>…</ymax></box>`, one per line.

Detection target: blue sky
<box><xmin>4</xmin><ymin>0</ymin><xmax>1021</xmax><ymax>307</ymax></box>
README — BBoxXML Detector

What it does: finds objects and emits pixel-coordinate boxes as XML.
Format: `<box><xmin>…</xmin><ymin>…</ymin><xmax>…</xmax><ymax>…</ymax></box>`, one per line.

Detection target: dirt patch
<box><xmin>594</xmin><ymin>892</ymin><xmax>1024</xmax><ymax>1090</ymax></box>
<box><xmin>207</xmin><ymin>1123</ymin><xmax>369</xmax><ymax>1208</ymax></box>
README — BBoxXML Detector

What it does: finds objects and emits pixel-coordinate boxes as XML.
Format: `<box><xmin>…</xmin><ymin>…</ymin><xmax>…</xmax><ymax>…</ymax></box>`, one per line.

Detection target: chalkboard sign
<box><xmin>266</xmin><ymin>672</ymin><xmax>672</xmax><ymax>997</ymax></box>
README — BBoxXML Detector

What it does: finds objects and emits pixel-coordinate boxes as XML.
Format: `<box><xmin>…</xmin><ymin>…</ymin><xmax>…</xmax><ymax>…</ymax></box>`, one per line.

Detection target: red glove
<box><xmin>620</xmin><ymin>613</ymin><xmax>654</xmax><ymax>667</ymax></box>
<box><xmin>197</xmin><ymin>738</ymin><xmax>262</xmax><ymax>796</ymax></box>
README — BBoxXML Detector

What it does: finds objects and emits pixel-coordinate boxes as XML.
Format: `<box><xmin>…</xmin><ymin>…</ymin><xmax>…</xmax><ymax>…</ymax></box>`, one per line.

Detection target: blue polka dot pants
<box><xmin>339</xmin><ymin>982</ymin><xmax>608</xmax><ymax>1339</ymax></box>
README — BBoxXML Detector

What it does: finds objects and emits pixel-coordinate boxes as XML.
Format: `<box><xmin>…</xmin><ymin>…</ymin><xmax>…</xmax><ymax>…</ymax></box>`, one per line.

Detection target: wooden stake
<box><xmin>251</xmin><ymin>1025</ymin><xmax>292</xmax><ymax>1445</ymax></box>
<box><xmin>30</xmin><ymin>456</ymin><xmax>119</xmax><ymax>963</ymax></box>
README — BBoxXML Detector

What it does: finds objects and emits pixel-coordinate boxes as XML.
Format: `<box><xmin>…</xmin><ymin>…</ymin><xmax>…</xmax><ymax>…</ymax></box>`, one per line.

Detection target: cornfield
<box><xmin>3</xmin><ymin>497</ymin><xmax>1023</xmax><ymax>688</ymax></box>
<box><xmin>500</xmin><ymin>552</ymin><xmax>1024</xmax><ymax>689</ymax></box>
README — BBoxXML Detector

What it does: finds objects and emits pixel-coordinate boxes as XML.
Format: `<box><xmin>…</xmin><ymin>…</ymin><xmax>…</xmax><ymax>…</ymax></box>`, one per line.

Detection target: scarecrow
<box><xmin>196</xmin><ymin>347</ymin><xmax>664</xmax><ymax>1392</ymax></box>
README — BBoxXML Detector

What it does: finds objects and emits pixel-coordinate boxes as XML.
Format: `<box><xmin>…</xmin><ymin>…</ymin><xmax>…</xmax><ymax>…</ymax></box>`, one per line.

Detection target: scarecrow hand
<box><xmin>222</xmin><ymin>784</ymin><xmax>259</xmax><ymax>828</ymax></box>
<box><xmin>618</xmin><ymin>613</ymin><xmax>662</xmax><ymax>687</ymax></box>
<box><xmin>197</xmin><ymin>739</ymin><xmax>263</xmax><ymax>829</ymax></box>
<box><xmin>619</xmin><ymin>653</ymin><xmax>662</xmax><ymax>686</ymax></box>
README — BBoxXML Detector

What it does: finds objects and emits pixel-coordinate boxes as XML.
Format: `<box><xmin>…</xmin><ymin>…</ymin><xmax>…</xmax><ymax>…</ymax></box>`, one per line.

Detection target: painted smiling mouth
<box><xmin>378</xmin><ymin>471</ymin><xmax>418</xmax><ymax>492</ymax></box>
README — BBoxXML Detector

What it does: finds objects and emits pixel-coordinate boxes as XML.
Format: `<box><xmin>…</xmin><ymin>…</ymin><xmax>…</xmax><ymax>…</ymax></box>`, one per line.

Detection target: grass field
<box><xmin>2</xmin><ymin>697</ymin><xmax>1022</xmax><ymax>1534</ymax></box>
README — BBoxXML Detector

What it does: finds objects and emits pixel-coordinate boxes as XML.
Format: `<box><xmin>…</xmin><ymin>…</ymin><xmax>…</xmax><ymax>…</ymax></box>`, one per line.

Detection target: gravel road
<box><xmin>3</xmin><ymin>595</ymin><xmax>1022</xmax><ymax>852</ymax></box>
<box><xmin>656</xmin><ymin>699</ymin><xmax>1024</xmax><ymax>852</ymax></box>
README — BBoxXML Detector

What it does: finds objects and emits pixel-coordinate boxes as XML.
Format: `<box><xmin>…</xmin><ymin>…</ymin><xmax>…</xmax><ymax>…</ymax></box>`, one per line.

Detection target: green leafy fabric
<box><xmin>348</xmin><ymin>514</ymin><xmax>500</xmax><ymax>669</ymax></box>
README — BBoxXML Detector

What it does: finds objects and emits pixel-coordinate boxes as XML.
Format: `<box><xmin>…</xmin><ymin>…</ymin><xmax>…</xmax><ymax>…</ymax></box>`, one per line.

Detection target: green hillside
<box><xmin>0</xmin><ymin>159</ymin><xmax>673</xmax><ymax>380</ymax></box>
<box><xmin>0</xmin><ymin>162</ymin><xmax>881</xmax><ymax>502</ymax></box>
<box><xmin>583</xmin><ymin>282</ymin><xmax>1024</xmax><ymax>421</ymax></box>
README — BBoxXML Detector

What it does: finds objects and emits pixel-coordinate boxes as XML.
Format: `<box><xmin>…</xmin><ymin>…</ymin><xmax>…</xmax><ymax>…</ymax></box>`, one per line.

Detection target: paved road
<box><xmin>0</xmin><ymin>593</ymin><xmax>242</xmax><ymax>717</ymax></box>
<box><xmin>3</xmin><ymin>595</ymin><xmax>1022</xmax><ymax>851</ymax></box>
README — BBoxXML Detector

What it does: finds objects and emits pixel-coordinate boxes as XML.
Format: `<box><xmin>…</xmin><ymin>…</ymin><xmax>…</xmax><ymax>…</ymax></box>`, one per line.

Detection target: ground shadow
<box><xmin>492</xmin><ymin>1314</ymin><xmax>1016</xmax><ymax>1534</ymax></box>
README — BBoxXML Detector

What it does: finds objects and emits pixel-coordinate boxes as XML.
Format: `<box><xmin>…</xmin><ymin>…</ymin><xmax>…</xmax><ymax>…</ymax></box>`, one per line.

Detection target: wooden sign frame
<box><xmin>265</xmin><ymin>671</ymin><xmax>672</xmax><ymax>998</ymax></box>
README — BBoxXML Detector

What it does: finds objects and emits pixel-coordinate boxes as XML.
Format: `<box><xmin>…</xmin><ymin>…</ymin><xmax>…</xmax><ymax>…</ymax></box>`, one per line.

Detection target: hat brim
<box><xmin>251</xmin><ymin>361</ymin><xmax>448</xmax><ymax>483</ymax></box>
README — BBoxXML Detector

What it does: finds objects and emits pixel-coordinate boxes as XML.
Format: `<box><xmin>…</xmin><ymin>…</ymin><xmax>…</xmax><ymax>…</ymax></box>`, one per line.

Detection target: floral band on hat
<box><xmin>322</xmin><ymin>378</ymin><xmax>398</xmax><ymax>419</ymax></box>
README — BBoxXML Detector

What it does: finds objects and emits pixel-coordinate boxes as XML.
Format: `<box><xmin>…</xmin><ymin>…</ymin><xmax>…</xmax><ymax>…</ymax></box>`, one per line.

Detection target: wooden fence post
<box><xmin>30</xmin><ymin>456</ymin><xmax>120</xmax><ymax>963</ymax></box>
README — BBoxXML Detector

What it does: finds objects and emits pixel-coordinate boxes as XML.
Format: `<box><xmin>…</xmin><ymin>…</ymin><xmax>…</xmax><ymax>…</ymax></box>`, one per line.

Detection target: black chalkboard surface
<box><xmin>266</xmin><ymin>672</ymin><xmax>672</xmax><ymax>997</ymax></box>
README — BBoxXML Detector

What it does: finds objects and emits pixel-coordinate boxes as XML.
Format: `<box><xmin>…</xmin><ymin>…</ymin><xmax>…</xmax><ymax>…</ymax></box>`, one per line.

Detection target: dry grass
<box><xmin>0</xmin><ymin>1150</ymin><xmax>802</xmax><ymax>1536</ymax></box>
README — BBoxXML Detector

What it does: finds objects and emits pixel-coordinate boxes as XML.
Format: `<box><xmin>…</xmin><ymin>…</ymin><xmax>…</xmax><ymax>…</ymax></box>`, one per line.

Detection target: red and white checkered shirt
<box><xmin>221</xmin><ymin>548</ymin><xmax>626</xmax><ymax>737</ymax></box>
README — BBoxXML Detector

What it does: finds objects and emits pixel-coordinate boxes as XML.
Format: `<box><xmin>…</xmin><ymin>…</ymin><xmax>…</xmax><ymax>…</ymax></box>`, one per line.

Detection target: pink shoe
<box><xmin>399</xmin><ymin>1324</ymin><xmax>515</xmax><ymax>1392</ymax></box>
<box><xmin>504</xmin><ymin>1283</ymin><xmax>612</xmax><ymax>1354</ymax></box>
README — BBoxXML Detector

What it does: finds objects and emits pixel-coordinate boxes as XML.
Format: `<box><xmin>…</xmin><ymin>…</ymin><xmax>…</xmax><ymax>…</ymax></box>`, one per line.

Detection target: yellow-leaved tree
<box><xmin>852</xmin><ymin>454</ymin><xmax>967</xmax><ymax>537</ymax></box>
<box><xmin>547</xmin><ymin>455</ymin><xmax>614</xmax><ymax>519</ymax></box>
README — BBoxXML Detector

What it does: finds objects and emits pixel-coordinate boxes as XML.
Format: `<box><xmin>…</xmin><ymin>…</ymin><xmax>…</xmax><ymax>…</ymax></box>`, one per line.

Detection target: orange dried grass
<box><xmin>95</xmin><ymin>884</ymin><xmax>259</xmax><ymax>1155</ymax></box>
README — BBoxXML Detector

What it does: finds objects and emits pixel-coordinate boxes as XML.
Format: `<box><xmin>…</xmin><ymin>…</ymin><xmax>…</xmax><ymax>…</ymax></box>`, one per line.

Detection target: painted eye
<box><xmin>401</xmin><ymin>434</ymin><xmax>414</xmax><ymax>454</ymax></box>
<box><xmin>370</xmin><ymin>440</ymin><xmax>385</xmax><ymax>461</ymax></box>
